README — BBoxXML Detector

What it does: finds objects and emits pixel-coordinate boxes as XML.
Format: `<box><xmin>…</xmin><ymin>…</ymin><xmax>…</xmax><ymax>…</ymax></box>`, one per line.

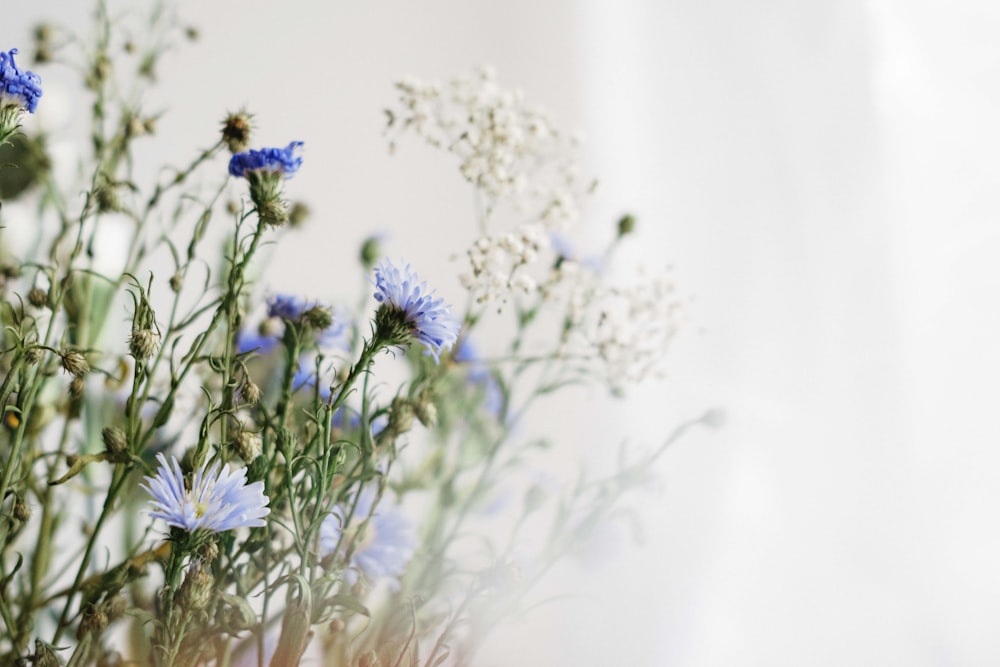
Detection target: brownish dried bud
<box><xmin>242</xmin><ymin>379</ymin><xmax>261</xmax><ymax>406</ymax></box>
<box><xmin>102</xmin><ymin>426</ymin><xmax>128</xmax><ymax>462</ymax></box>
<box><xmin>76</xmin><ymin>604</ymin><xmax>108</xmax><ymax>639</ymax></box>
<box><xmin>221</xmin><ymin>111</ymin><xmax>253</xmax><ymax>154</ymax></box>
<box><xmin>169</xmin><ymin>271</ymin><xmax>183</xmax><ymax>293</ymax></box>
<box><xmin>24</xmin><ymin>346</ymin><xmax>42</xmax><ymax>365</ymax></box>
<box><xmin>288</xmin><ymin>201</ymin><xmax>310</xmax><ymax>228</ymax></box>
<box><xmin>12</xmin><ymin>494</ymin><xmax>30</xmax><ymax>523</ymax></box>
<box><xmin>302</xmin><ymin>305</ymin><xmax>333</xmax><ymax>331</ymax></box>
<box><xmin>198</xmin><ymin>539</ymin><xmax>220</xmax><ymax>564</ymax></box>
<box><xmin>414</xmin><ymin>395</ymin><xmax>437</xmax><ymax>428</ymax></box>
<box><xmin>33</xmin><ymin>640</ymin><xmax>62</xmax><ymax>667</ymax></box>
<box><xmin>128</xmin><ymin>328</ymin><xmax>159</xmax><ymax>361</ymax></box>
<box><xmin>105</xmin><ymin>594</ymin><xmax>127</xmax><ymax>621</ymax></box>
<box><xmin>61</xmin><ymin>350</ymin><xmax>89</xmax><ymax>377</ymax></box>
<box><xmin>27</xmin><ymin>287</ymin><xmax>48</xmax><ymax>309</ymax></box>
<box><xmin>175</xmin><ymin>566</ymin><xmax>214</xmax><ymax>612</ymax></box>
<box><xmin>68</xmin><ymin>376</ymin><xmax>85</xmax><ymax>398</ymax></box>
<box><xmin>231</xmin><ymin>429</ymin><xmax>261</xmax><ymax>463</ymax></box>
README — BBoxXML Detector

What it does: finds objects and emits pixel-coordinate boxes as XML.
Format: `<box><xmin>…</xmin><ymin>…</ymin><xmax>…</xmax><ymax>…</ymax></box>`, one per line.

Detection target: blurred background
<box><xmin>7</xmin><ymin>0</ymin><xmax>1000</xmax><ymax>664</ymax></box>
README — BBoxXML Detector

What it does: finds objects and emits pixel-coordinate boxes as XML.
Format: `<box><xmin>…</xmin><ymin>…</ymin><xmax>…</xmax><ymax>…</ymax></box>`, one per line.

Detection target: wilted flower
<box><xmin>141</xmin><ymin>453</ymin><xmax>270</xmax><ymax>533</ymax></box>
<box><xmin>321</xmin><ymin>489</ymin><xmax>415</xmax><ymax>585</ymax></box>
<box><xmin>372</xmin><ymin>258</ymin><xmax>459</xmax><ymax>362</ymax></box>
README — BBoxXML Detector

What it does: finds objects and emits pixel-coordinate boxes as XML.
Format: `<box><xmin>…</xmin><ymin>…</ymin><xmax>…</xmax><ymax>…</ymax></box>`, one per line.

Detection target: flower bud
<box><xmin>242</xmin><ymin>378</ymin><xmax>261</xmax><ymax>406</ymax></box>
<box><xmin>76</xmin><ymin>604</ymin><xmax>108</xmax><ymax>639</ymax></box>
<box><xmin>24</xmin><ymin>346</ymin><xmax>42</xmax><ymax>365</ymax></box>
<box><xmin>102</xmin><ymin>426</ymin><xmax>128</xmax><ymax>462</ymax></box>
<box><xmin>175</xmin><ymin>565</ymin><xmax>214</xmax><ymax>612</ymax></box>
<box><xmin>128</xmin><ymin>328</ymin><xmax>159</xmax><ymax>361</ymax></box>
<box><xmin>288</xmin><ymin>201</ymin><xmax>310</xmax><ymax>227</ymax></box>
<box><xmin>169</xmin><ymin>271</ymin><xmax>183</xmax><ymax>293</ymax></box>
<box><xmin>12</xmin><ymin>494</ymin><xmax>30</xmax><ymax>523</ymax></box>
<box><xmin>414</xmin><ymin>396</ymin><xmax>437</xmax><ymax>428</ymax></box>
<box><xmin>33</xmin><ymin>640</ymin><xmax>61</xmax><ymax>667</ymax></box>
<box><xmin>232</xmin><ymin>429</ymin><xmax>262</xmax><ymax>463</ymax></box>
<box><xmin>302</xmin><ymin>305</ymin><xmax>333</xmax><ymax>331</ymax></box>
<box><xmin>616</xmin><ymin>213</ymin><xmax>636</xmax><ymax>238</ymax></box>
<box><xmin>221</xmin><ymin>111</ymin><xmax>252</xmax><ymax>154</ymax></box>
<box><xmin>68</xmin><ymin>376</ymin><xmax>85</xmax><ymax>398</ymax></box>
<box><xmin>27</xmin><ymin>287</ymin><xmax>48</xmax><ymax>309</ymax></box>
<box><xmin>61</xmin><ymin>350</ymin><xmax>89</xmax><ymax>377</ymax></box>
<box><xmin>198</xmin><ymin>539</ymin><xmax>220</xmax><ymax>564</ymax></box>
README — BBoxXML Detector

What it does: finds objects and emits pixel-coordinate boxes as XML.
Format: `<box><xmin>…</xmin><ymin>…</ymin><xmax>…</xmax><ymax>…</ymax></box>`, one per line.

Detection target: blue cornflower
<box><xmin>228</xmin><ymin>142</ymin><xmax>303</xmax><ymax>179</ymax></box>
<box><xmin>372</xmin><ymin>259</ymin><xmax>459</xmax><ymax>362</ymax></box>
<box><xmin>320</xmin><ymin>489</ymin><xmax>415</xmax><ymax>586</ymax></box>
<box><xmin>266</xmin><ymin>293</ymin><xmax>311</xmax><ymax>320</ymax></box>
<box><xmin>141</xmin><ymin>453</ymin><xmax>270</xmax><ymax>533</ymax></box>
<box><xmin>229</xmin><ymin>142</ymin><xmax>303</xmax><ymax>226</ymax></box>
<box><xmin>236</xmin><ymin>327</ymin><xmax>280</xmax><ymax>355</ymax></box>
<box><xmin>454</xmin><ymin>338</ymin><xmax>504</xmax><ymax>418</ymax></box>
<box><xmin>0</xmin><ymin>48</ymin><xmax>42</xmax><ymax>113</ymax></box>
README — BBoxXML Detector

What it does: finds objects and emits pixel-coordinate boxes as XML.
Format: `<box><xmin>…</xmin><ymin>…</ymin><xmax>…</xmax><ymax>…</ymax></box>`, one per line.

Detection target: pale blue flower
<box><xmin>228</xmin><ymin>141</ymin><xmax>303</xmax><ymax>178</ymax></box>
<box><xmin>0</xmin><ymin>48</ymin><xmax>42</xmax><ymax>113</ymax></box>
<box><xmin>141</xmin><ymin>453</ymin><xmax>270</xmax><ymax>533</ymax></box>
<box><xmin>455</xmin><ymin>338</ymin><xmax>504</xmax><ymax>418</ymax></box>
<box><xmin>372</xmin><ymin>258</ymin><xmax>459</xmax><ymax>362</ymax></box>
<box><xmin>321</xmin><ymin>489</ymin><xmax>415</xmax><ymax>585</ymax></box>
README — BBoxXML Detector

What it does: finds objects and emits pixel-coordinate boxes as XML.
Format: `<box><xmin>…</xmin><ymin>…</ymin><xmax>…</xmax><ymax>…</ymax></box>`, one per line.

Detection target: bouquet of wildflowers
<box><xmin>0</xmin><ymin>3</ymin><xmax>698</xmax><ymax>666</ymax></box>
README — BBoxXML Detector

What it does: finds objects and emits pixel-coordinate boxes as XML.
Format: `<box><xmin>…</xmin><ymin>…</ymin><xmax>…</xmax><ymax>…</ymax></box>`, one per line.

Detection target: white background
<box><xmin>6</xmin><ymin>1</ymin><xmax>1000</xmax><ymax>664</ymax></box>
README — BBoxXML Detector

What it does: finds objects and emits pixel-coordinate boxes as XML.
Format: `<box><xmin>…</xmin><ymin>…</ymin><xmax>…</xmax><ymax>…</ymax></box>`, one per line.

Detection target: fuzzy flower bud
<box><xmin>33</xmin><ymin>640</ymin><xmax>61</xmax><ymax>667</ymax></box>
<box><xmin>128</xmin><ymin>328</ymin><xmax>159</xmax><ymax>361</ymax></box>
<box><xmin>76</xmin><ymin>604</ymin><xmax>108</xmax><ymax>639</ymax></box>
<box><xmin>242</xmin><ymin>378</ymin><xmax>261</xmax><ymax>406</ymax></box>
<box><xmin>24</xmin><ymin>346</ymin><xmax>42</xmax><ymax>365</ymax></box>
<box><xmin>221</xmin><ymin>110</ymin><xmax>252</xmax><ymax>153</ymax></box>
<box><xmin>68</xmin><ymin>376</ymin><xmax>85</xmax><ymax>399</ymax></box>
<box><xmin>12</xmin><ymin>494</ymin><xmax>30</xmax><ymax>523</ymax></box>
<box><xmin>231</xmin><ymin>429</ymin><xmax>262</xmax><ymax>463</ymax></box>
<box><xmin>617</xmin><ymin>213</ymin><xmax>636</xmax><ymax>238</ymax></box>
<box><xmin>302</xmin><ymin>305</ymin><xmax>333</xmax><ymax>331</ymax></box>
<box><xmin>27</xmin><ymin>286</ymin><xmax>48</xmax><ymax>309</ymax></box>
<box><xmin>414</xmin><ymin>396</ymin><xmax>437</xmax><ymax>428</ymax></box>
<box><xmin>102</xmin><ymin>426</ymin><xmax>128</xmax><ymax>462</ymax></box>
<box><xmin>61</xmin><ymin>350</ymin><xmax>89</xmax><ymax>377</ymax></box>
<box><xmin>175</xmin><ymin>564</ymin><xmax>214</xmax><ymax>612</ymax></box>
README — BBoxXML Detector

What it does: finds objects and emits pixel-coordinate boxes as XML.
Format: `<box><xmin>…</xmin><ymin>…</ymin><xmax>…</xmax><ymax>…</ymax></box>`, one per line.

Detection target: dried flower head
<box><xmin>221</xmin><ymin>110</ymin><xmax>253</xmax><ymax>153</ymax></box>
<box><xmin>61</xmin><ymin>349</ymin><xmax>90</xmax><ymax>377</ymax></box>
<box><xmin>128</xmin><ymin>328</ymin><xmax>159</xmax><ymax>361</ymax></box>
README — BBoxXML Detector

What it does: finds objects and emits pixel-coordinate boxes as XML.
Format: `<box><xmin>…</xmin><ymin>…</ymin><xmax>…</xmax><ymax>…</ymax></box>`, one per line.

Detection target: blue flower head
<box><xmin>141</xmin><ymin>454</ymin><xmax>270</xmax><ymax>533</ymax></box>
<box><xmin>228</xmin><ymin>142</ymin><xmax>303</xmax><ymax>179</ymax></box>
<box><xmin>0</xmin><ymin>48</ymin><xmax>42</xmax><ymax>113</ymax></box>
<box><xmin>228</xmin><ymin>142</ymin><xmax>303</xmax><ymax>226</ymax></box>
<box><xmin>372</xmin><ymin>258</ymin><xmax>460</xmax><ymax>362</ymax></box>
<box><xmin>320</xmin><ymin>488</ymin><xmax>415</xmax><ymax>587</ymax></box>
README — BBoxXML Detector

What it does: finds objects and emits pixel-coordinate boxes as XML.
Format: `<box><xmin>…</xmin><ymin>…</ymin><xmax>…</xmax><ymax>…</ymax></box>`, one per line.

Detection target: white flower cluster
<box><xmin>458</xmin><ymin>223</ymin><xmax>548</xmax><ymax>307</ymax></box>
<box><xmin>563</xmin><ymin>268</ymin><xmax>683</xmax><ymax>395</ymax></box>
<box><xmin>388</xmin><ymin>66</ymin><xmax>591</xmax><ymax>228</ymax></box>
